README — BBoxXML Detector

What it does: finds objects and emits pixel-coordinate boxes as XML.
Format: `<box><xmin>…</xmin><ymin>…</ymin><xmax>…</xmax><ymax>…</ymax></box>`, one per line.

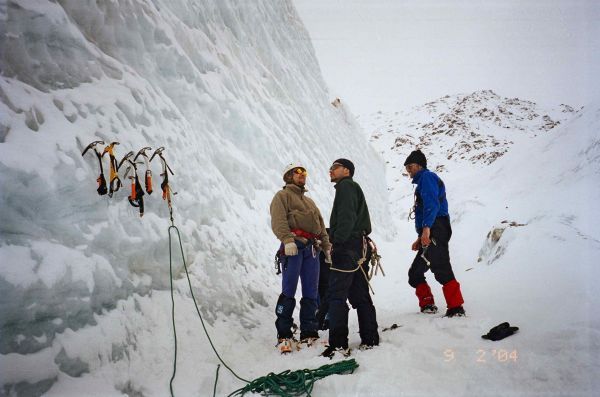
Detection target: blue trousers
<box><xmin>275</xmin><ymin>241</ymin><xmax>319</xmax><ymax>339</ymax></box>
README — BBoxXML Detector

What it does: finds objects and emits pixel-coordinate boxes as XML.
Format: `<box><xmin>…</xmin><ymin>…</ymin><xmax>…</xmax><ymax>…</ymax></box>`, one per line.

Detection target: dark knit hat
<box><xmin>332</xmin><ymin>158</ymin><xmax>355</xmax><ymax>176</ymax></box>
<box><xmin>404</xmin><ymin>149</ymin><xmax>427</xmax><ymax>169</ymax></box>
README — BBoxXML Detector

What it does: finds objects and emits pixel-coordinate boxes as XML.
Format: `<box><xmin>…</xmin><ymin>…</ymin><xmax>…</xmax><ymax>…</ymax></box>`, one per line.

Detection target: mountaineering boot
<box><xmin>278</xmin><ymin>338</ymin><xmax>294</xmax><ymax>354</ymax></box>
<box><xmin>442</xmin><ymin>279</ymin><xmax>464</xmax><ymax>310</ymax></box>
<box><xmin>444</xmin><ymin>306</ymin><xmax>466</xmax><ymax>317</ymax></box>
<box><xmin>320</xmin><ymin>345</ymin><xmax>351</xmax><ymax>359</ymax></box>
<box><xmin>421</xmin><ymin>304</ymin><xmax>438</xmax><ymax>314</ymax></box>
<box><xmin>358</xmin><ymin>343</ymin><xmax>376</xmax><ymax>351</ymax></box>
<box><xmin>299</xmin><ymin>330</ymin><xmax>319</xmax><ymax>347</ymax></box>
<box><xmin>415</xmin><ymin>282</ymin><xmax>435</xmax><ymax>312</ymax></box>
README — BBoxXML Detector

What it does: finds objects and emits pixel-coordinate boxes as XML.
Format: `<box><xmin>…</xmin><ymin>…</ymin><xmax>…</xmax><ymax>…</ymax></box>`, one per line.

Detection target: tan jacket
<box><xmin>270</xmin><ymin>184</ymin><xmax>331</xmax><ymax>251</ymax></box>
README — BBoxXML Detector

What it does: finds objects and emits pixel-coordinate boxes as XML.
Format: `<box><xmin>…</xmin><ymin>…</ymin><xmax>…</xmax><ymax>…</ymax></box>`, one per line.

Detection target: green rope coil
<box><xmin>227</xmin><ymin>359</ymin><xmax>359</xmax><ymax>397</ymax></box>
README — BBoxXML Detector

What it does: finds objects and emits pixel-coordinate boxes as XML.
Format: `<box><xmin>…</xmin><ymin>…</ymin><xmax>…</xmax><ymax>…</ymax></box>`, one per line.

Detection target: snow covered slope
<box><xmin>0</xmin><ymin>0</ymin><xmax>391</xmax><ymax>394</ymax></box>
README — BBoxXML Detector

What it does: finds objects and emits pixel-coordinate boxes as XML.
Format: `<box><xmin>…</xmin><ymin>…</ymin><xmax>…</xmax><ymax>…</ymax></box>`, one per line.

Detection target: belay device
<box><xmin>81</xmin><ymin>140</ymin><xmax>108</xmax><ymax>195</ymax></box>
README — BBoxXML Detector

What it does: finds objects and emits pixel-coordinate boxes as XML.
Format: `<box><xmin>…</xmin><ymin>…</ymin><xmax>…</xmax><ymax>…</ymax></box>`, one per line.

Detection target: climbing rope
<box><xmin>227</xmin><ymin>359</ymin><xmax>359</xmax><ymax>397</ymax></box>
<box><xmin>168</xmin><ymin>223</ymin><xmax>249</xmax><ymax>397</ymax></box>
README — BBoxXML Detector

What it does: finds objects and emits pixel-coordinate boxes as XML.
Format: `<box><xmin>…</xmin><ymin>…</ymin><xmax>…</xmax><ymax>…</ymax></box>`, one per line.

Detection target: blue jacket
<box><xmin>411</xmin><ymin>169</ymin><xmax>449</xmax><ymax>234</ymax></box>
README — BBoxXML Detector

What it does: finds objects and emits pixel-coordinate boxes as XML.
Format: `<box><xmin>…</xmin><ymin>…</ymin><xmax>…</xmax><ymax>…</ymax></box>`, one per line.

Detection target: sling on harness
<box><xmin>119</xmin><ymin>151</ymin><xmax>145</xmax><ymax>217</ymax></box>
<box><xmin>81</xmin><ymin>140</ymin><xmax>108</xmax><ymax>195</ymax></box>
<box><xmin>102</xmin><ymin>141</ymin><xmax>122</xmax><ymax>197</ymax></box>
<box><xmin>134</xmin><ymin>146</ymin><xmax>153</xmax><ymax>194</ymax></box>
<box><xmin>150</xmin><ymin>147</ymin><xmax>175</xmax><ymax>221</ymax></box>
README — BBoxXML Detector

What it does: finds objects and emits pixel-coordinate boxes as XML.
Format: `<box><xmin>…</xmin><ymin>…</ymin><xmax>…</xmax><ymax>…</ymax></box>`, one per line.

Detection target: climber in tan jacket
<box><xmin>270</xmin><ymin>162</ymin><xmax>331</xmax><ymax>354</ymax></box>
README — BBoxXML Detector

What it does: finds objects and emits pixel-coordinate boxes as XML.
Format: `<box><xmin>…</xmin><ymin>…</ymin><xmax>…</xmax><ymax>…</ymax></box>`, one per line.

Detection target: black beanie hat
<box><xmin>404</xmin><ymin>149</ymin><xmax>427</xmax><ymax>169</ymax></box>
<box><xmin>332</xmin><ymin>158</ymin><xmax>355</xmax><ymax>176</ymax></box>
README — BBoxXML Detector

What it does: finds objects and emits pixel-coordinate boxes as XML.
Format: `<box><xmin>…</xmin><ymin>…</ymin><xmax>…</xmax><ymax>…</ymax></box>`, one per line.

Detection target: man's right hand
<box><xmin>411</xmin><ymin>238</ymin><xmax>421</xmax><ymax>251</ymax></box>
<box><xmin>284</xmin><ymin>242</ymin><xmax>298</xmax><ymax>256</ymax></box>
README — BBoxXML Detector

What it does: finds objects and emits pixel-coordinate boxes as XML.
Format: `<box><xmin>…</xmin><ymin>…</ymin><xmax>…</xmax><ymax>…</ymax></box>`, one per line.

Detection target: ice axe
<box><xmin>150</xmin><ymin>147</ymin><xmax>175</xmax><ymax>222</ymax></box>
<box><xmin>81</xmin><ymin>140</ymin><xmax>108</xmax><ymax>195</ymax></box>
<box><xmin>120</xmin><ymin>150</ymin><xmax>145</xmax><ymax>217</ymax></box>
<box><xmin>134</xmin><ymin>146</ymin><xmax>153</xmax><ymax>194</ymax></box>
<box><xmin>102</xmin><ymin>141</ymin><xmax>122</xmax><ymax>197</ymax></box>
<box><xmin>420</xmin><ymin>238</ymin><xmax>437</xmax><ymax>267</ymax></box>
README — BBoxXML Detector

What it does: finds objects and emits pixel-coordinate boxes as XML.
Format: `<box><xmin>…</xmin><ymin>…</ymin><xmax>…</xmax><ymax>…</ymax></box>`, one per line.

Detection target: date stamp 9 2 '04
<box><xmin>443</xmin><ymin>348</ymin><xmax>518</xmax><ymax>364</ymax></box>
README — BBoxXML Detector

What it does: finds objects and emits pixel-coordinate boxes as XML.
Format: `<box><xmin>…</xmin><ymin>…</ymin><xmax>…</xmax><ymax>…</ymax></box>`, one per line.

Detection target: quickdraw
<box><xmin>366</xmin><ymin>236</ymin><xmax>385</xmax><ymax>279</ymax></box>
<box><xmin>150</xmin><ymin>147</ymin><xmax>175</xmax><ymax>223</ymax></box>
<box><xmin>119</xmin><ymin>151</ymin><xmax>145</xmax><ymax>217</ymax></box>
<box><xmin>81</xmin><ymin>140</ymin><xmax>108</xmax><ymax>196</ymax></box>
<box><xmin>134</xmin><ymin>146</ymin><xmax>153</xmax><ymax>195</ymax></box>
<box><xmin>102</xmin><ymin>141</ymin><xmax>122</xmax><ymax>197</ymax></box>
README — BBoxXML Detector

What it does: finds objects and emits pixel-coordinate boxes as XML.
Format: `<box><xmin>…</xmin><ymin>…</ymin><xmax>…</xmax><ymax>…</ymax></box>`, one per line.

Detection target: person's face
<box><xmin>329</xmin><ymin>163</ymin><xmax>348</xmax><ymax>183</ymax></box>
<box><xmin>292</xmin><ymin>167</ymin><xmax>307</xmax><ymax>187</ymax></box>
<box><xmin>405</xmin><ymin>163</ymin><xmax>421</xmax><ymax>178</ymax></box>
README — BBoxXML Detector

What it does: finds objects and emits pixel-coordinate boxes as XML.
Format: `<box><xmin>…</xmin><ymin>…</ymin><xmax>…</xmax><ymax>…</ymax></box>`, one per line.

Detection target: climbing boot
<box><xmin>421</xmin><ymin>304</ymin><xmax>438</xmax><ymax>314</ymax></box>
<box><xmin>278</xmin><ymin>338</ymin><xmax>294</xmax><ymax>354</ymax></box>
<box><xmin>444</xmin><ymin>306</ymin><xmax>466</xmax><ymax>318</ymax></box>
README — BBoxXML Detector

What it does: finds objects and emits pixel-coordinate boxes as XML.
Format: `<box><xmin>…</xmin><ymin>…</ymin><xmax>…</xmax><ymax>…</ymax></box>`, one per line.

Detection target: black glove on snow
<box><xmin>482</xmin><ymin>322</ymin><xmax>519</xmax><ymax>341</ymax></box>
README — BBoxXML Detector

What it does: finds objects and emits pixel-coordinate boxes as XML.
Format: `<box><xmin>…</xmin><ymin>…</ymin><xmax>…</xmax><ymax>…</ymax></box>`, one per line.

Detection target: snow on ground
<box><xmin>1</xmin><ymin>0</ymin><xmax>599</xmax><ymax>396</ymax></box>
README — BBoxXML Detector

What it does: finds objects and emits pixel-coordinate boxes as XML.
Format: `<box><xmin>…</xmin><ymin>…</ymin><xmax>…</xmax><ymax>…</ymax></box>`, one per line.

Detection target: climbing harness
<box><xmin>102</xmin><ymin>141</ymin><xmax>122</xmax><ymax>197</ymax></box>
<box><xmin>150</xmin><ymin>147</ymin><xmax>175</xmax><ymax>221</ymax></box>
<box><xmin>134</xmin><ymin>146</ymin><xmax>153</xmax><ymax>194</ymax></box>
<box><xmin>119</xmin><ymin>151</ymin><xmax>146</xmax><ymax>217</ymax></box>
<box><xmin>81</xmin><ymin>140</ymin><xmax>108</xmax><ymax>196</ymax></box>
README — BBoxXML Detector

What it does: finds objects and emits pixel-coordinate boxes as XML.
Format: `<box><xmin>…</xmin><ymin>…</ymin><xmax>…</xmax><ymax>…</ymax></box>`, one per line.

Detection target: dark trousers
<box><xmin>316</xmin><ymin>251</ymin><xmax>330</xmax><ymax>329</ymax></box>
<box><xmin>408</xmin><ymin>216</ymin><xmax>456</xmax><ymax>287</ymax></box>
<box><xmin>327</xmin><ymin>238</ymin><xmax>379</xmax><ymax>348</ymax></box>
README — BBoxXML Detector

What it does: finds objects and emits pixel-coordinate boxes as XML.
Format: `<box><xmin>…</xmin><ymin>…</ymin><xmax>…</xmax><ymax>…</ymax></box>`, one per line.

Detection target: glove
<box><xmin>481</xmin><ymin>322</ymin><xmax>519</xmax><ymax>341</ymax></box>
<box><xmin>284</xmin><ymin>242</ymin><xmax>298</xmax><ymax>256</ymax></box>
<box><xmin>324</xmin><ymin>249</ymin><xmax>332</xmax><ymax>264</ymax></box>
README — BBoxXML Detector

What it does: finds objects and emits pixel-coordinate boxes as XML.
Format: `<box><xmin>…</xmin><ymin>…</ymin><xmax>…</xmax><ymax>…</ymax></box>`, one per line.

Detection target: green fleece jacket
<box><xmin>270</xmin><ymin>184</ymin><xmax>331</xmax><ymax>250</ymax></box>
<box><xmin>329</xmin><ymin>177</ymin><xmax>372</xmax><ymax>244</ymax></box>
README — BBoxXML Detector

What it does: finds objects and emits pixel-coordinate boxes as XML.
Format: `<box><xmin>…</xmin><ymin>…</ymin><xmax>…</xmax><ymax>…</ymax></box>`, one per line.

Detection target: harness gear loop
<box><xmin>102</xmin><ymin>141</ymin><xmax>122</xmax><ymax>197</ymax></box>
<box><xmin>151</xmin><ymin>147</ymin><xmax>176</xmax><ymax>225</ymax></box>
<box><xmin>81</xmin><ymin>140</ymin><xmax>108</xmax><ymax>195</ymax></box>
<box><xmin>134</xmin><ymin>146</ymin><xmax>153</xmax><ymax>194</ymax></box>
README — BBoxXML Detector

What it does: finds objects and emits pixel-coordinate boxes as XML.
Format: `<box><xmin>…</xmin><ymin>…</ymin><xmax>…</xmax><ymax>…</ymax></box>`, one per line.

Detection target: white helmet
<box><xmin>282</xmin><ymin>162</ymin><xmax>306</xmax><ymax>180</ymax></box>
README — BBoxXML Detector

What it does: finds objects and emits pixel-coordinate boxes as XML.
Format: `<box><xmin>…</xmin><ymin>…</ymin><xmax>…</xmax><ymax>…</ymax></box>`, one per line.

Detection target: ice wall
<box><xmin>0</xmin><ymin>0</ymin><xmax>391</xmax><ymax>390</ymax></box>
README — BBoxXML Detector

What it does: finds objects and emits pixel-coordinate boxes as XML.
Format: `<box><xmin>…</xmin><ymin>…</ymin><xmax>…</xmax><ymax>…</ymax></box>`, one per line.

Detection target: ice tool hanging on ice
<box><xmin>81</xmin><ymin>140</ymin><xmax>108</xmax><ymax>195</ymax></box>
<box><xmin>102</xmin><ymin>141</ymin><xmax>122</xmax><ymax>197</ymax></box>
<box><xmin>150</xmin><ymin>147</ymin><xmax>175</xmax><ymax>222</ymax></box>
<box><xmin>119</xmin><ymin>151</ymin><xmax>145</xmax><ymax>217</ymax></box>
<box><xmin>134</xmin><ymin>146</ymin><xmax>153</xmax><ymax>194</ymax></box>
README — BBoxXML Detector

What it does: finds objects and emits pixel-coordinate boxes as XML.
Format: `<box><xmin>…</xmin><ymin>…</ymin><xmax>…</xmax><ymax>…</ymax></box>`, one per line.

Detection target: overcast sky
<box><xmin>293</xmin><ymin>0</ymin><xmax>600</xmax><ymax>115</ymax></box>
